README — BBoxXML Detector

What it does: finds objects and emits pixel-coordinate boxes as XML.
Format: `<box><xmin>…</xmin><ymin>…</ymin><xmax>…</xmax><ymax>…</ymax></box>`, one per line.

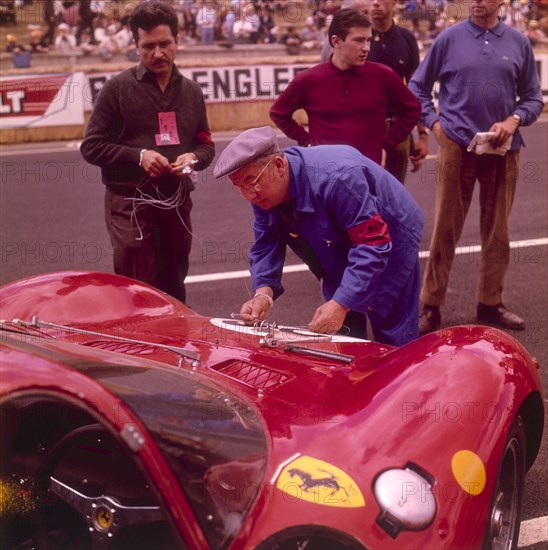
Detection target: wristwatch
<box><xmin>512</xmin><ymin>113</ymin><xmax>521</xmax><ymax>126</ymax></box>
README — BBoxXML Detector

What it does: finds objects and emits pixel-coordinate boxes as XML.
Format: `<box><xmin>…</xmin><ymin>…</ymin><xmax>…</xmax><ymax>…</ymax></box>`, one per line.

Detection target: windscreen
<box><xmin>80</xmin><ymin>363</ymin><xmax>268</xmax><ymax>549</ymax></box>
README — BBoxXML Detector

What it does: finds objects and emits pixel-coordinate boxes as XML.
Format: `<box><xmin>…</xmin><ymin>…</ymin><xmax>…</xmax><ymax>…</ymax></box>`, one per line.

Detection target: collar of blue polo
<box><xmin>466</xmin><ymin>17</ymin><xmax>505</xmax><ymax>38</ymax></box>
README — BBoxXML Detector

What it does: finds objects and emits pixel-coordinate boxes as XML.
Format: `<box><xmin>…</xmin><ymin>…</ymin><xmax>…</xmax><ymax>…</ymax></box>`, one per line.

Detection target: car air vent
<box><xmin>211</xmin><ymin>360</ymin><xmax>292</xmax><ymax>389</ymax></box>
<box><xmin>83</xmin><ymin>340</ymin><xmax>156</xmax><ymax>355</ymax></box>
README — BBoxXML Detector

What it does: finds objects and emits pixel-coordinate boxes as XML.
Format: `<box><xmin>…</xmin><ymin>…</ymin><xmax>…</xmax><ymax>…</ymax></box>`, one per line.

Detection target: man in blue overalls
<box><xmin>214</xmin><ymin>127</ymin><xmax>424</xmax><ymax>346</ymax></box>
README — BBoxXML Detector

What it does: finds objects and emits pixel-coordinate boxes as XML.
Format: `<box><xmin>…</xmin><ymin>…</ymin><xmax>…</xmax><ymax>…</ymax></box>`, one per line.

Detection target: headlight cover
<box><xmin>373</xmin><ymin>465</ymin><xmax>437</xmax><ymax>538</ymax></box>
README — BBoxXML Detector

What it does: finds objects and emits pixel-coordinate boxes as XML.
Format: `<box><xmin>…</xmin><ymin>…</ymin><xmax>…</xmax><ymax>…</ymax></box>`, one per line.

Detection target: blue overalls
<box><xmin>249</xmin><ymin>145</ymin><xmax>424</xmax><ymax>346</ymax></box>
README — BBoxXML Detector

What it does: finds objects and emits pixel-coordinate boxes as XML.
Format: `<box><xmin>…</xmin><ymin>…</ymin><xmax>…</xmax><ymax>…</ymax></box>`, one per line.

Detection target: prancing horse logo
<box><xmin>288</xmin><ymin>467</ymin><xmax>349</xmax><ymax>497</ymax></box>
<box><xmin>276</xmin><ymin>455</ymin><xmax>365</xmax><ymax>508</ymax></box>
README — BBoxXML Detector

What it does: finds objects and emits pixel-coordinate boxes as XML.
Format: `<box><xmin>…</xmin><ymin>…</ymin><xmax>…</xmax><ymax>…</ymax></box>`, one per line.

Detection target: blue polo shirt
<box><xmin>409</xmin><ymin>18</ymin><xmax>543</xmax><ymax>150</ymax></box>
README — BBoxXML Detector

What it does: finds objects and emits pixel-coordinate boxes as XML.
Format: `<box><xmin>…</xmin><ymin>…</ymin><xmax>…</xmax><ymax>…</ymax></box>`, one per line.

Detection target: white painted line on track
<box><xmin>518</xmin><ymin>515</ymin><xmax>548</xmax><ymax>547</ymax></box>
<box><xmin>187</xmin><ymin>268</ymin><xmax>251</xmax><ymax>284</ymax></box>
<box><xmin>420</xmin><ymin>237</ymin><xmax>548</xmax><ymax>259</ymax></box>
<box><xmin>186</xmin><ymin>237</ymin><xmax>548</xmax><ymax>285</ymax></box>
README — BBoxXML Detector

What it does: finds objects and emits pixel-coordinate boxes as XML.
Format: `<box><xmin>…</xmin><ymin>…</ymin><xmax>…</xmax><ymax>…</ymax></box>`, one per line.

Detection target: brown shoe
<box><xmin>477</xmin><ymin>303</ymin><xmax>525</xmax><ymax>330</ymax></box>
<box><xmin>419</xmin><ymin>306</ymin><xmax>441</xmax><ymax>334</ymax></box>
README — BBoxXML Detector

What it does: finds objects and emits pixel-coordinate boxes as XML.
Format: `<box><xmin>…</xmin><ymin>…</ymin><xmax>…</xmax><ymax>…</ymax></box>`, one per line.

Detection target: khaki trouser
<box><xmin>420</xmin><ymin>129</ymin><xmax>519</xmax><ymax>307</ymax></box>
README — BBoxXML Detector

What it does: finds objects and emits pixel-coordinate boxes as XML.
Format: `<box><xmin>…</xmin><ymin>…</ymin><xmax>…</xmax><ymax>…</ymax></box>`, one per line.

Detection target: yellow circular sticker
<box><xmin>451</xmin><ymin>450</ymin><xmax>486</xmax><ymax>496</ymax></box>
<box><xmin>276</xmin><ymin>455</ymin><xmax>365</xmax><ymax>508</ymax></box>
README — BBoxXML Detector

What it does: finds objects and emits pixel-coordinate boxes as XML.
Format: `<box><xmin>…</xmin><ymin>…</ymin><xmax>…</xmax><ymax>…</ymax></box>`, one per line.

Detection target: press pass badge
<box><xmin>155</xmin><ymin>112</ymin><xmax>180</xmax><ymax>146</ymax></box>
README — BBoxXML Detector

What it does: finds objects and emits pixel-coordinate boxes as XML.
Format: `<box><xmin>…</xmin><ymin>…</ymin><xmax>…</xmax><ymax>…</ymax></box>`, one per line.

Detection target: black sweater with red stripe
<box><xmin>81</xmin><ymin>62</ymin><xmax>215</xmax><ymax>191</ymax></box>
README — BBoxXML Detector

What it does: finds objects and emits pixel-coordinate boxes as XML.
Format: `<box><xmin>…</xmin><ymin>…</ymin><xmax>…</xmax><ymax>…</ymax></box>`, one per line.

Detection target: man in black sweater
<box><xmin>81</xmin><ymin>1</ymin><xmax>215</xmax><ymax>303</ymax></box>
<box><xmin>366</xmin><ymin>0</ymin><xmax>428</xmax><ymax>183</ymax></box>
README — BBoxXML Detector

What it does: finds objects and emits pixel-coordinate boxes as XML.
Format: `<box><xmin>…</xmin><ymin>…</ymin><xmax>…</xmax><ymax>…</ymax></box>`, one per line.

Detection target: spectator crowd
<box><xmin>3</xmin><ymin>0</ymin><xmax>547</xmax><ymax>65</ymax></box>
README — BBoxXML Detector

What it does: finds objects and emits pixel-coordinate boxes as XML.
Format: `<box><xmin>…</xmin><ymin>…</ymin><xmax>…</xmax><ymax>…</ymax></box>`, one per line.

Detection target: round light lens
<box><xmin>374</xmin><ymin>467</ymin><xmax>436</xmax><ymax>534</ymax></box>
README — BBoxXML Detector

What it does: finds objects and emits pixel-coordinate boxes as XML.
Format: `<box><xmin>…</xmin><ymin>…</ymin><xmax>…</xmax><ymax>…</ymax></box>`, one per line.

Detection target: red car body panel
<box><xmin>0</xmin><ymin>340</ymin><xmax>212</xmax><ymax>549</ymax></box>
<box><xmin>0</xmin><ymin>271</ymin><xmax>544</xmax><ymax>549</ymax></box>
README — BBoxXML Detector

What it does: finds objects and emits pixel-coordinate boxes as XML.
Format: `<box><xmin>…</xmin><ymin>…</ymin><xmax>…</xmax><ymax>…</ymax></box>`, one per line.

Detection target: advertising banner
<box><xmin>0</xmin><ymin>72</ymin><xmax>85</xmax><ymax>128</ymax></box>
<box><xmin>1</xmin><ymin>56</ymin><xmax>546</xmax><ymax>130</ymax></box>
<box><xmin>82</xmin><ymin>63</ymin><xmax>313</xmax><ymax>112</ymax></box>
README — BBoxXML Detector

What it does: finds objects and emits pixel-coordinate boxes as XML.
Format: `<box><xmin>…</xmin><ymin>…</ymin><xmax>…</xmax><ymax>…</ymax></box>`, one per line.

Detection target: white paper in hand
<box><xmin>467</xmin><ymin>132</ymin><xmax>512</xmax><ymax>156</ymax></box>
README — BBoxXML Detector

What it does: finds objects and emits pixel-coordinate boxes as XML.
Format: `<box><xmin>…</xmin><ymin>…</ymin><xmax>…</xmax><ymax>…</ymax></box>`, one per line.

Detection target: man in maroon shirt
<box><xmin>270</xmin><ymin>9</ymin><xmax>420</xmax><ymax>166</ymax></box>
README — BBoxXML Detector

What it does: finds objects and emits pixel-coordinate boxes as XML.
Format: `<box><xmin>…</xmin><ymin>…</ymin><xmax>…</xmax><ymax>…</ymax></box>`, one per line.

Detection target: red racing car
<box><xmin>0</xmin><ymin>271</ymin><xmax>544</xmax><ymax>550</ymax></box>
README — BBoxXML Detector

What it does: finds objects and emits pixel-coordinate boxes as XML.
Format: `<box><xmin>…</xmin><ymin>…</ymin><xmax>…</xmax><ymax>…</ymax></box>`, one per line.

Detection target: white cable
<box><xmin>125</xmin><ymin>175</ymin><xmax>201</xmax><ymax>244</ymax></box>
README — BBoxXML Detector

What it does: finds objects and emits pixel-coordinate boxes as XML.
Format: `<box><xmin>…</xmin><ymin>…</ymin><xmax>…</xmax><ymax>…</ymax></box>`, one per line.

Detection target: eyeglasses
<box><xmin>232</xmin><ymin>159</ymin><xmax>272</xmax><ymax>196</ymax></box>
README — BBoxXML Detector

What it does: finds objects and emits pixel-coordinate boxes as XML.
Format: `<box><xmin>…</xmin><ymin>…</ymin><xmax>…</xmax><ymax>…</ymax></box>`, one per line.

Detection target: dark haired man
<box><xmin>319</xmin><ymin>0</ymin><xmax>427</xmax><ymax>182</ymax></box>
<box><xmin>81</xmin><ymin>0</ymin><xmax>215</xmax><ymax>303</ymax></box>
<box><xmin>270</xmin><ymin>9</ymin><xmax>420</xmax><ymax>166</ymax></box>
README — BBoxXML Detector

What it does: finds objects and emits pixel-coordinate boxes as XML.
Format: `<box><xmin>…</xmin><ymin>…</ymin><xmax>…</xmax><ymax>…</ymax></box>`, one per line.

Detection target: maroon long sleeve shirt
<box><xmin>270</xmin><ymin>60</ymin><xmax>421</xmax><ymax>164</ymax></box>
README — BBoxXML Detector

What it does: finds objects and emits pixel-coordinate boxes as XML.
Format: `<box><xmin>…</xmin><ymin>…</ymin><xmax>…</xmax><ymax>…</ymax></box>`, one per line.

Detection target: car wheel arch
<box><xmin>516</xmin><ymin>390</ymin><xmax>544</xmax><ymax>472</ymax></box>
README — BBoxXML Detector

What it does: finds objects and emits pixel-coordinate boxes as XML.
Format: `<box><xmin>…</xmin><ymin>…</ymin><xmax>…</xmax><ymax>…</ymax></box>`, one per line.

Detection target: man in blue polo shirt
<box><xmin>214</xmin><ymin>126</ymin><xmax>424</xmax><ymax>347</ymax></box>
<box><xmin>409</xmin><ymin>0</ymin><xmax>543</xmax><ymax>333</ymax></box>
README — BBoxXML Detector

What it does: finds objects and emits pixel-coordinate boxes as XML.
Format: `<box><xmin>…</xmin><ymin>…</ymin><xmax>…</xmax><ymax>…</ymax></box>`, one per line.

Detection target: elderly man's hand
<box><xmin>308</xmin><ymin>299</ymin><xmax>349</xmax><ymax>334</ymax></box>
<box><xmin>239</xmin><ymin>287</ymin><xmax>273</xmax><ymax>324</ymax></box>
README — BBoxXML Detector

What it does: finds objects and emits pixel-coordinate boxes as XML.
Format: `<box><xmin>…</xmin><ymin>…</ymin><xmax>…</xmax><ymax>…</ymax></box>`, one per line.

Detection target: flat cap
<box><xmin>213</xmin><ymin>126</ymin><xmax>281</xmax><ymax>179</ymax></box>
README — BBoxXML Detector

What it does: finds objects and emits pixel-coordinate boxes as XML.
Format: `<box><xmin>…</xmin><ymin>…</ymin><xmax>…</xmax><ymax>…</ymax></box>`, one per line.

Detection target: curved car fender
<box><xmin>0</xmin><ymin>271</ymin><xmax>194</xmax><ymax>326</ymax></box>
<box><xmin>237</xmin><ymin>326</ymin><xmax>543</xmax><ymax>550</ymax></box>
<box><xmin>341</xmin><ymin>326</ymin><xmax>543</xmax><ymax>548</ymax></box>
